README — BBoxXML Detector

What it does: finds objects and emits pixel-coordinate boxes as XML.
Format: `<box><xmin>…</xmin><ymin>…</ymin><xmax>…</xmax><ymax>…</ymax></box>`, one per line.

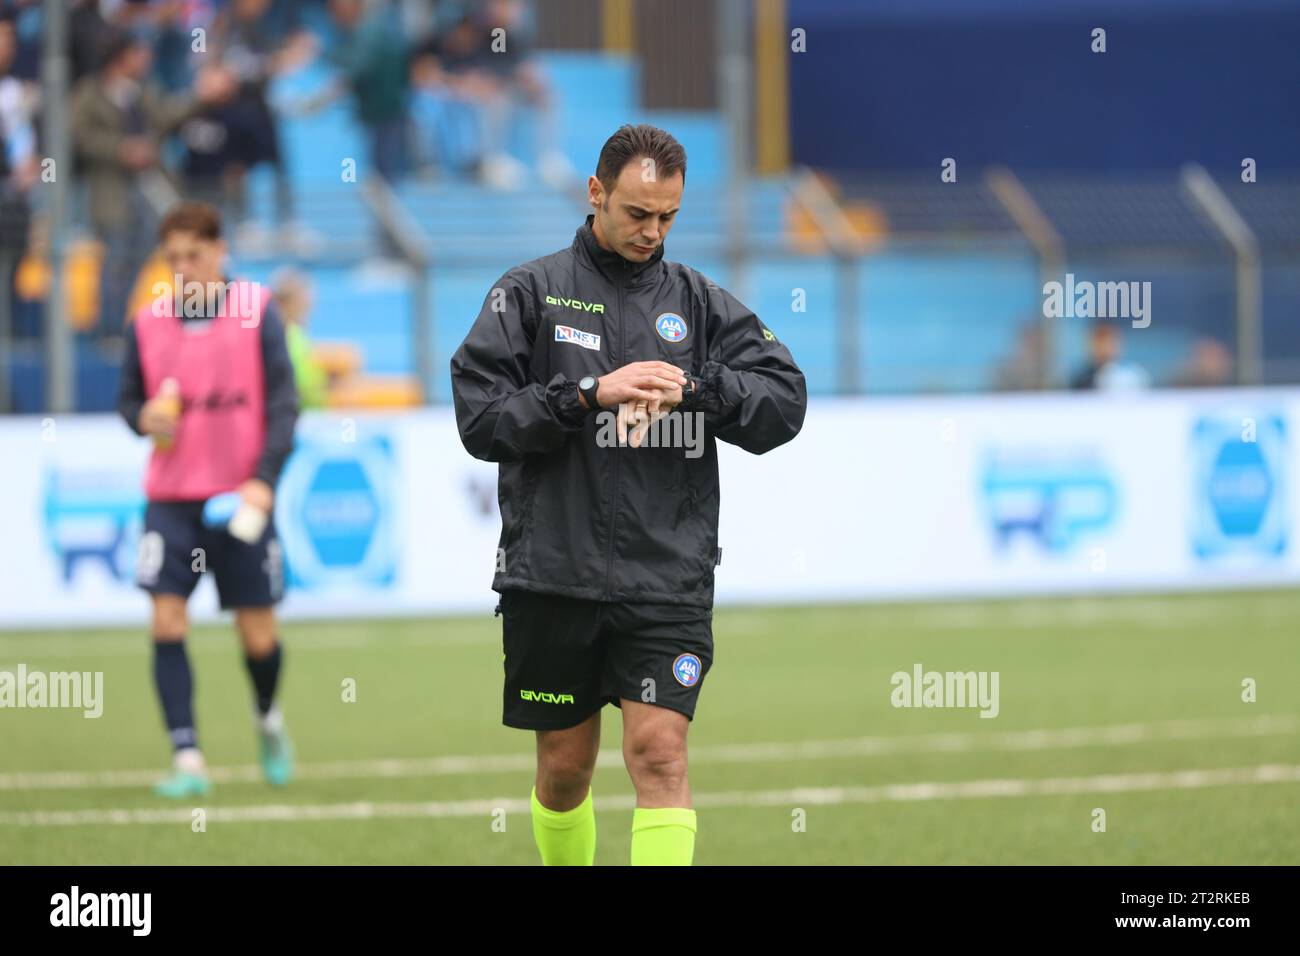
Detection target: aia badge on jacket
<box><xmin>655</xmin><ymin>313</ymin><xmax>688</xmax><ymax>343</ymax></box>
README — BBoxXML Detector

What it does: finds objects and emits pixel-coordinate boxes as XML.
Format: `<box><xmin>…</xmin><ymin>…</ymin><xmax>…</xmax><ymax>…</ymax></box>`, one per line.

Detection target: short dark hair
<box><xmin>595</xmin><ymin>124</ymin><xmax>687</xmax><ymax>194</ymax></box>
<box><xmin>159</xmin><ymin>201</ymin><xmax>223</xmax><ymax>242</ymax></box>
<box><xmin>97</xmin><ymin>30</ymin><xmax>146</xmax><ymax>72</ymax></box>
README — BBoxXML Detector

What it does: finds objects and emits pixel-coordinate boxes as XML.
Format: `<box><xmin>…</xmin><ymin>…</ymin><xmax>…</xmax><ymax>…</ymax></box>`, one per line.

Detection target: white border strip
<box><xmin>3</xmin><ymin>763</ymin><xmax>1298</xmax><ymax>827</ymax></box>
<box><xmin>2</xmin><ymin>715</ymin><xmax>1295</xmax><ymax>792</ymax></box>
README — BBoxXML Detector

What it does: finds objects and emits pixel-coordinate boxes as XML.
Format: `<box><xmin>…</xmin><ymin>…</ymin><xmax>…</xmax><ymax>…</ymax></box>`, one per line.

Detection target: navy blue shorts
<box><xmin>135</xmin><ymin>500</ymin><xmax>284</xmax><ymax>609</ymax></box>
<box><xmin>498</xmin><ymin>589</ymin><xmax>714</xmax><ymax>731</ymax></box>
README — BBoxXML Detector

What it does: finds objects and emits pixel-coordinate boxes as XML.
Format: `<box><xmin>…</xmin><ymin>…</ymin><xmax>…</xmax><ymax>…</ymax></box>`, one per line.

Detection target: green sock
<box><xmin>630</xmin><ymin>807</ymin><xmax>697</xmax><ymax>866</ymax></box>
<box><xmin>531</xmin><ymin>786</ymin><xmax>596</xmax><ymax>866</ymax></box>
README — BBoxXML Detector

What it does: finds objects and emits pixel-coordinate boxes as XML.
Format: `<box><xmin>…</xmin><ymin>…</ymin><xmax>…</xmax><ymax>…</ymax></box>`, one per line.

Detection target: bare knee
<box><xmin>535</xmin><ymin>717</ymin><xmax>599</xmax><ymax>810</ymax></box>
<box><xmin>624</xmin><ymin>732</ymin><xmax>688</xmax><ymax>794</ymax></box>
<box><xmin>151</xmin><ymin>595</ymin><xmax>188</xmax><ymax>639</ymax></box>
<box><xmin>234</xmin><ymin>608</ymin><xmax>277</xmax><ymax>658</ymax></box>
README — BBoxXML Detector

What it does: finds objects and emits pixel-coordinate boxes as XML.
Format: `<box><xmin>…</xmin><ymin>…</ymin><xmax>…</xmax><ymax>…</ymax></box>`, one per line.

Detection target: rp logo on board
<box><xmin>655</xmin><ymin>313</ymin><xmax>688</xmax><ymax>343</ymax></box>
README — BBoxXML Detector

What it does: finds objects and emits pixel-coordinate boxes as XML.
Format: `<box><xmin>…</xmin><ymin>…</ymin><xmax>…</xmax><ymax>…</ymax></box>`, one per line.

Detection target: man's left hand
<box><xmin>237</xmin><ymin>479</ymin><xmax>274</xmax><ymax>513</ymax></box>
<box><xmin>621</xmin><ymin>381</ymin><xmax>685</xmax><ymax>447</ymax></box>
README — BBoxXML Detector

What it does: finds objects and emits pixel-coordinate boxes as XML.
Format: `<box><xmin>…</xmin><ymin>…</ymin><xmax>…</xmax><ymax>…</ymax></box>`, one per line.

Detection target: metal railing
<box><xmin>361</xmin><ymin>177</ymin><xmax>436</xmax><ymax>400</ymax></box>
<box><xmin>9</xmin><ymin>169</ymin><xmax>1299</xmax><ymax>410</ymax></box>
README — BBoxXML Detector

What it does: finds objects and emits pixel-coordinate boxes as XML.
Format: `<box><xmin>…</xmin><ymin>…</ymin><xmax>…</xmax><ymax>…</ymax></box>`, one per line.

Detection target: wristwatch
<box><xmin>578</xmin><ymin>375</ymin><xmax>601</xmax><ymax>411</ymax></box>
<box><xmin>681</xmin><ymin>372</ymin><xmax>698</xmax><ymax>404</ymax></box>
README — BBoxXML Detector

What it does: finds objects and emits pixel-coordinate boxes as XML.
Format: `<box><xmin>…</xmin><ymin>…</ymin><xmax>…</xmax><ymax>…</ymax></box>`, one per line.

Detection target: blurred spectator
<box><xmin>0</xmin><ymin>8</ymin><xmax>37</xmax><ymax>193</ymax></box>
<box><xmin>11</xmin><ymin>218</ymin><xmax>48</xmax><ymax>339</ymax></box>
<box><xmin>68</xmin><ymin>31</ymin><xmax>234</xmax><ymax>337</ymax></box>
<box><xmin>1171</xmin><ymin>337</ymin><xmax>1233</xmax><ymax>388</ymax></box>
<box><xmin>107</xmin><ymin>0</ymin><xmax>201</xmax><ymax>94</ymax></box>
<box><xmin>1</xmin><ymin>9</ymin><xmax>36</xmax><ymax>348</ymax></box>
<box><xmin>181</xmin><ymin>0</ymin><xmax>316</xmax><ymax>251</ymax></box>
<box><xmin>148</xmin><ymin>2</ymin><xmax>198</xmax><ymax>94</ymax></box>
<box><xmin>13</xmin><ymin>219</ymin><xmax>104</xmax><ymax>336</ymax></box>
<box><xmin>3</xmin><ymin>0</ymin><xmax>40</xmax><ymax>81</ymax></box>
<box><xmin>0</xmin><ymin>10</ymin><xmax>36</xmax><ymax>178</ymax></box>
<box><xmin>1070</xmin><ymin>321</ymin><xmax>1151</xmax><ymax>392</ymax></box>
<box><xmin>271</xmin><ymin>266</ymin><xmax>328</xmax><ymax>408</ymax></box>
<box><xmin>324</xmin><ymin>0</ymin><xmax>412</xmax><ymax>183</ymax></box>
<box><xmin>69</xmin><ymin>1</ymin><xmax>112</xmax><ymax>87</ymax></box>
<box><xmin>411</xmin><ymin>0</ymin><xmax>573</xmax><ymax>189</ymax></box>
<box><xmin>994</xmin><ymin>319</ymin><xmax>1046</xmax><ymax>391</ymax></box>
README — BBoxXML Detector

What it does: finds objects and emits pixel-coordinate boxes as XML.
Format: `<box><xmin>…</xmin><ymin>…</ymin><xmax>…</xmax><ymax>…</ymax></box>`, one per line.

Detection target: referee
<box><xmin>451</xmin><ymin>125</ymin><xmax>807</xmax><ymax>865</ymax></box>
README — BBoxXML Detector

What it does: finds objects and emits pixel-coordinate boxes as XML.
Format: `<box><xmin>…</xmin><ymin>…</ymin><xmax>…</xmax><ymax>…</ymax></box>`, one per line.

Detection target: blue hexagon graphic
<box><xmin>302</xmin><ymin>459</ymin><xmax>379</xmax><ymax>566</ymax></box>
<box><xmin>277</xmin><ymin>434</ymin><xmax>397</xmax><ymax>590</ymax></box>
<box><xmin>1206</xmin><ymin>438</ymin><xmax>1271</xmax><ymax>537</ymax></box>
<box><xmin>1191</xmin><ymin>414</ymin><xmax>1286</xmax><ymax>560</ymax></box>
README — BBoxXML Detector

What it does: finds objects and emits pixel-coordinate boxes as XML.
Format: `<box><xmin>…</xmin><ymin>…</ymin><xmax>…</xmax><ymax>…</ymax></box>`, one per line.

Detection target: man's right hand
<box><xmin>119</xmin><ymin>137</ymin><xmax>157</xmax><ymax>171</ymax></box>
<box><xmin>138</xmin><ymin>395</ymin><xmax>179</xmax><ymax>440</ymax></box>
<box><xmin>583</xmin><ymin>361</ymin><xmax>687</xmax><ymax>410</ymax></box>
<box><xmin>195</xmin><ymin>66</ymin><xmax>237</xmax><ymax>104</ymax></box>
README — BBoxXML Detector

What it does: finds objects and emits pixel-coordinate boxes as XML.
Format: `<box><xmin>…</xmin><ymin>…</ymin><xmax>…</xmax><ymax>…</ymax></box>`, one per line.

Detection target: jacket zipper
<box><xmin>603</xmin><ymin>265</ymin><xmax>628</xmax><ymax>597</ymax></box>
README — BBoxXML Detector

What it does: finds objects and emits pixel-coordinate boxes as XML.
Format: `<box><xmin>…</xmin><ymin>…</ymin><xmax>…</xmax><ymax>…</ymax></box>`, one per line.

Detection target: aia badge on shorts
<box><xmin>655</xmin><ymin>313</ymin><xmax>688</xmax><ymax>343</ymax></box>
<box><xmin>673</xmin><ymin>653</ymin><xmax>702</xmax><ymax>687</ymax></box>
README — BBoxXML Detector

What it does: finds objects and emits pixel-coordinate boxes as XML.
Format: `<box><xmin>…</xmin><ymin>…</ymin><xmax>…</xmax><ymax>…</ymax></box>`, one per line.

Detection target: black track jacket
<box><xmin>450</xmin><ymin>215</ymin><xmax>807</xmax><ymax>608</ymax></box>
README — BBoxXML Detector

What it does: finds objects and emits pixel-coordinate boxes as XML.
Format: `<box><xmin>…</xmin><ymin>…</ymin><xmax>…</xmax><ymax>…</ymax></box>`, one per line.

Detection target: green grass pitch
<box><xmin>2</xmin><ymin>589</ymin><xmax>1298</xmax><ymax>865</ymax></box>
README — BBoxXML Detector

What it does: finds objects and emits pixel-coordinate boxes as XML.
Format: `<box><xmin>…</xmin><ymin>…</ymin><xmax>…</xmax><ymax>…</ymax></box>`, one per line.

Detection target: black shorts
<box><xmin>499</xmin><ymin>589</ymin><xmax>714</xmax><ymax>730</ymax></box>
<box><xmin>135</xmin><ymin>500</ymin><xmax>285</xmax><ymax>610</ymax></box>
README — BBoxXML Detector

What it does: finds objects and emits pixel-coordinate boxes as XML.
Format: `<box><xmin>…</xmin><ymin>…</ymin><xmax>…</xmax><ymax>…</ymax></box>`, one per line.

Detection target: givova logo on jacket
<box><xmin>655</xmin><ymin>312</ymin><xmax>688</xmax><ymax>342</ymax></box>
<box><xmin>545</xmin><ymin>294</ymin><xmax>604</xmax><ymax>314</ymax></box>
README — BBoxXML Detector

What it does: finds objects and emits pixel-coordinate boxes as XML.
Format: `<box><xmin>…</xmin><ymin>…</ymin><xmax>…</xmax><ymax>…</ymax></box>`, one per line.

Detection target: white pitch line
<box><xmin>5</xmin><ymin>593</ymin><xmax>1300</xmax><ymax>659</ymax></box>
<box><xmin>0</xmin><ymin>631</ymin><xmax>494</xmax><ymax>659</ymax></box>
<box><xmin>2</xmin><ymin>763</ymin><xmax>1298</xmax><ymax>827</ymax></box>
<box><xmin>1</xmin><ymin>714</ymin><xmax>1295</xmax><ymax>792</ymax></box>
<box><xmin>721</xmin><ymin>595</ymin><xmax>1300</xmax><ymax>633</ymax></box>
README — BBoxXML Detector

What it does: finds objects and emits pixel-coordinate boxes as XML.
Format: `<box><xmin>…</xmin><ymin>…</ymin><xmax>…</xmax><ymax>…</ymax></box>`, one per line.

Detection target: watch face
<box><xmin>579</xmin><ymin>376</ymin><xmax>596</xmax><ymax>390</ymax></box>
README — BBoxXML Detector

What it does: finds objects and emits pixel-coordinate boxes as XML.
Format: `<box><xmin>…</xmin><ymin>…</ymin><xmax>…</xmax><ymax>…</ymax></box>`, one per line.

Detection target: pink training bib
<box><xmin>134</xmin><ymin>279</ymin><xmax>267</xmax><ymax>502</ymax></box>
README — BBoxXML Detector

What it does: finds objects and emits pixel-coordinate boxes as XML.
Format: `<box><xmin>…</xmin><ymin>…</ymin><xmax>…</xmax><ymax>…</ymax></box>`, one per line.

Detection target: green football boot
<box><xmin>154</xmin><ymin>750</ymin><xmax>211</xmax><ymax>799</ymax></box>
<box><xmin>257</xmin><ymin>711</ymin><xmax>295</xmax><ymax>787</ymax></box>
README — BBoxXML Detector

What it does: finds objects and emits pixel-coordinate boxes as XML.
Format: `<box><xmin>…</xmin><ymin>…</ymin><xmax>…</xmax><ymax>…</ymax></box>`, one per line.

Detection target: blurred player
<box><xmin>451</xmin><ymin>125</ymin><xmax>807</xmax><ymax>865</ymax></box>
<box><xmin>117</xmin><ymin>201</ymin><xmax>300</xmax><ymax>798</ymax></box>
<box><xmin>1070</xmin><ymin>320</ymin><xmax>1151</xmax><ymax>391</ymax></box>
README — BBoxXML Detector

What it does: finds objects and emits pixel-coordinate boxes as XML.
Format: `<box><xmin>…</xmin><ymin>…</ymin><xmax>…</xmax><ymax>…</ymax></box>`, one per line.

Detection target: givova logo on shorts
<box><xmin>520</xmin><ymin>689</ymin><xmax>575</xmax><ymax>704</ymax></box>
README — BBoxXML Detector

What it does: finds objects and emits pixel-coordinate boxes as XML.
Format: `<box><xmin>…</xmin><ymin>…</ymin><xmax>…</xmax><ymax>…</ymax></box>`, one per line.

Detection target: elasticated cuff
<box><xmin>531</xmin><ymin>786</ymin><xmax>593</xmax><ymax>829</ymax></box>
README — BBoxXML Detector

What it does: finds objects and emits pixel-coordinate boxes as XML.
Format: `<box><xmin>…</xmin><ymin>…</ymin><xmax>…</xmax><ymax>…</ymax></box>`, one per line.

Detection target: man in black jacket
<box><xmin>450</xmin><ymin>124</ymin><xmax>807</xmax><ymax>866</ymax></box>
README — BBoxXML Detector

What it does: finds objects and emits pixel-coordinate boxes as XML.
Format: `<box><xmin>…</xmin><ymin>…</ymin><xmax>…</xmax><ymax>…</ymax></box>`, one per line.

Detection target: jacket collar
<box><xmin>573</xmin><ymin>214</ymin><xmax>664</xmax><ymax>285</ymax></box>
